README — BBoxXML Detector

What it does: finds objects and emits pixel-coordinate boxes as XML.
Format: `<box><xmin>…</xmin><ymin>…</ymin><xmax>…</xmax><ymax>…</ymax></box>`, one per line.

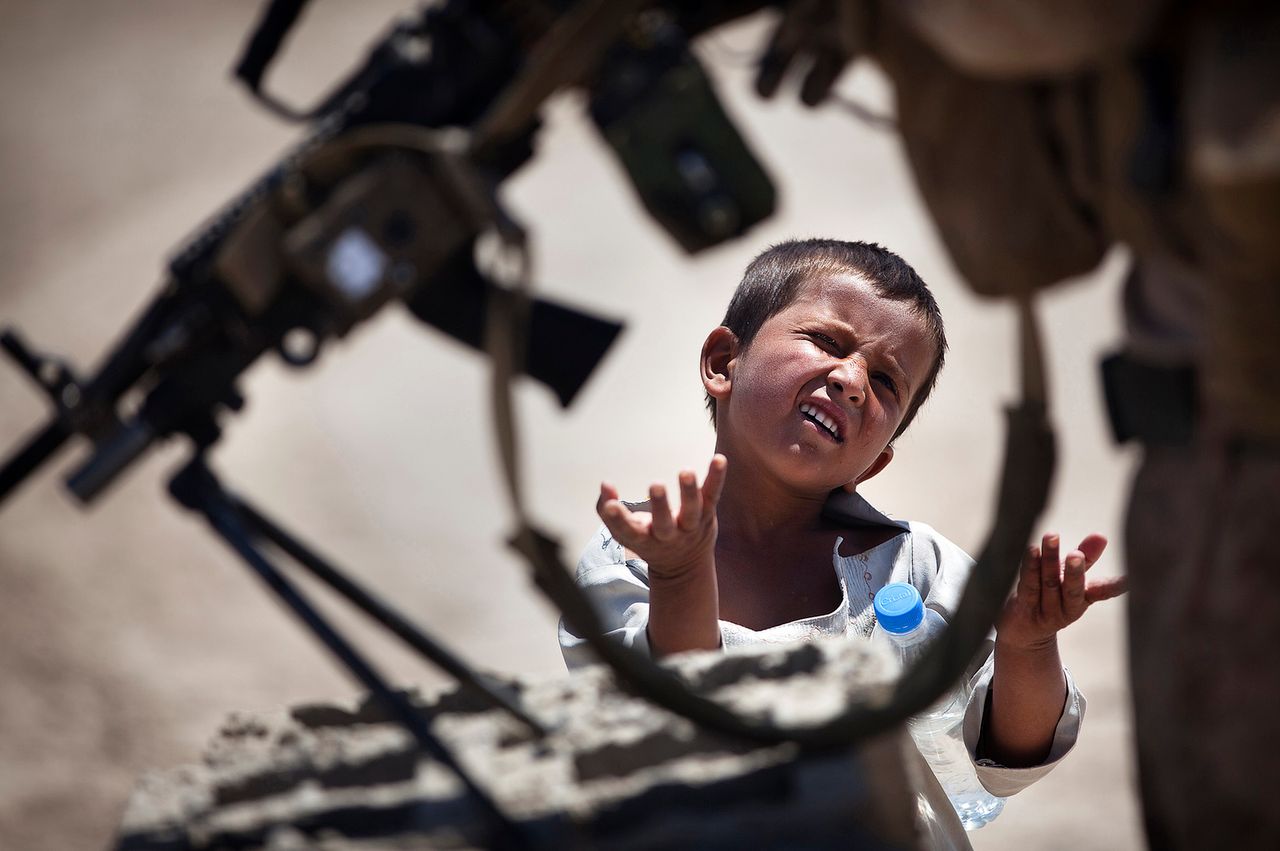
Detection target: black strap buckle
<box><xmin>1101</xmin><ymin>351</ymin><xmax>1197</xmax><ymax>445</ymax></box>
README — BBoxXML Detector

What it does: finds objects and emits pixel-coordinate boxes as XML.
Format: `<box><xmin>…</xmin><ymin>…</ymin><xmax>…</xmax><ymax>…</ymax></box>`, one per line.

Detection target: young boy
<box><xmin>560</xmin><ymin>239</ymin><xmax>1126</xmax><ymax>794</ymax></box>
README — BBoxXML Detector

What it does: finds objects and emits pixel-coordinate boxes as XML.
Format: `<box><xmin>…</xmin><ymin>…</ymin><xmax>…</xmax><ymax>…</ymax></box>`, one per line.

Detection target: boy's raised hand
<box><xmin>995</xmin><ymin>533</ymin><xmax>1129</xmax><ymax>651</ymax></box>
<box><xmin>596</xmin><ymin>454</ymin><xmax>728</xmax><ymax>580</ymax></box>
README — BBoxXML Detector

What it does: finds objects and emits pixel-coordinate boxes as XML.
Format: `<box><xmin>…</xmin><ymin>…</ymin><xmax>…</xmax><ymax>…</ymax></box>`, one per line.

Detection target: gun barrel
<box><xmin>64</xmin><ymin>420</ymin><xmax>157</xmax><ymax>504</ymax></box>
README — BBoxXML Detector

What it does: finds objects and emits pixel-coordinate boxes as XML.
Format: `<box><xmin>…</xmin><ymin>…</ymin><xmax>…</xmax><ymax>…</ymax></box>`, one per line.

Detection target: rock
<box><xmin>117</xmin><ymin>637</ymin><xmax>931</xmax><ymax>849</ymax></box>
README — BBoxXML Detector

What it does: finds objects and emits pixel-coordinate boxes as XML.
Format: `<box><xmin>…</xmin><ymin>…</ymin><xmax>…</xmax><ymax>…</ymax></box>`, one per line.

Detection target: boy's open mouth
<box><xmin>799</xmin><ymin>402</ymin><xmax>843</xmax><ymax>443</ymax></box>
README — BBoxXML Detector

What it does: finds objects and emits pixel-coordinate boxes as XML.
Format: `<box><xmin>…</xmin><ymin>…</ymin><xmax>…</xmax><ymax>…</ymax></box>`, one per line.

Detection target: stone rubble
<box><xmin>117</xmin><ymin>637</ymin><xmax>934</xmax><ymax>850</ymax></box>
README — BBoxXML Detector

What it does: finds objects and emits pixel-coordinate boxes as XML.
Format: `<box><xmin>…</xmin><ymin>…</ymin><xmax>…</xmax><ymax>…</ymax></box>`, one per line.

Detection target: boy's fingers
<box><xmin>597</xmin><ymin>494</ymin><xmax>648</xmax><ymax>547</ymax></box>
<box><xmin>1062</xmin><ymin>551</ymin><xmax>1088</xmax><ymax>619</ymax></box>
<box><xmin>1040</xmin><ymin>534</ymin><xmax>1065</xmax><ymax>620</ymax></box>
<box><xmin>677</xmin><ymin>470</ymin><xmax>701</xmax><ymax>530</ymax></box>
<box><xmin>1016</xmin><ymin>545</ymin><xmax>1042</xmax><ymax>605</ymax></box>
<box><xmin>596</xmin><ymin>481</ymin><xmax>620</xmax><ymax>517</ymax></box>
<box><xmin>701</xmin><ymin>454</ymin><xmax>729</xmax><ymax>509</ymax></box>
<box><xmin>1084</xmin><ymin>575</ymin><xmax>1130</xmax><ymax>603</ymax></box>
<box><xmin>596</xmin><ymin>493</ymin><xmax>617</xmax><ymax>529</ymax></box>
<box><xmin>1077</xmin><ymin>534</ymin><xmax>1108</xmax><ymax>570</ymax></box>
<box><xmin>649</xmin><ymin>484</ymin><xmax>675</xmax><ymax>540</ymax></box>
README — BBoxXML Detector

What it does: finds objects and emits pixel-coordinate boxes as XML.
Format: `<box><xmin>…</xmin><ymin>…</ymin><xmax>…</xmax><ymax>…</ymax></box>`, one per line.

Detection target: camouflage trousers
<box><xmin>1126</xmin><ymin>440</ymin><xmax>1280</xmax><ymax>848</ymax></box>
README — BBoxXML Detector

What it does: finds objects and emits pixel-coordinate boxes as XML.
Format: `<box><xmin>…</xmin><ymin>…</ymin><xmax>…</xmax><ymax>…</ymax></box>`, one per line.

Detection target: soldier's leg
<box><xmin>1126</xmin><ymin>442</ymin><xmax>1280</xmax><ymax>847</ymax></box>
<box><xmin>1123</xmin><ymin>237</ymin><xmax>1280</xmax><ymax>845</ymax></box>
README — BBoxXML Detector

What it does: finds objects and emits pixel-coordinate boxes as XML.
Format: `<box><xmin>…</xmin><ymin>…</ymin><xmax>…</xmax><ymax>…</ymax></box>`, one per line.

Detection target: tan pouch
<box><xmin>891</xmin><ymin>0</ymin><xmax>1165</xmax><ymax>78</ymax></box>
<box><xmin>872</xmin><ymin>15</ymin><xmax>1108</xmax><ymax>297</ymax></box>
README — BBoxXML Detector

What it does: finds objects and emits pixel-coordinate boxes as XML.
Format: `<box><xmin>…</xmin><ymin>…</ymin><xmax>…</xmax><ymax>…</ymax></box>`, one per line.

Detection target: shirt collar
<box><xmin>822</xmin><ymin>489</ymin><xmax>910</xmax><ymax>530</ymax></box>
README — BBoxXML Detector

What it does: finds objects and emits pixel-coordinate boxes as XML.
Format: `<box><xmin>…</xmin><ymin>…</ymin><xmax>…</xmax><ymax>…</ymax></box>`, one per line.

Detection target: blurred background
<box><xmin>0</xmin><ymin>2</ymin><xmax>1141</xmax><ymax>848</ymax></box>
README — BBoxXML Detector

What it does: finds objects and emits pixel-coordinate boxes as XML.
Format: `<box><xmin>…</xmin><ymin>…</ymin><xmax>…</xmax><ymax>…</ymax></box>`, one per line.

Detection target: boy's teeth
<box><xmin>800</xmin><ymin>403</ymin><xmax>838</xmax><ymax>438</ymax></box>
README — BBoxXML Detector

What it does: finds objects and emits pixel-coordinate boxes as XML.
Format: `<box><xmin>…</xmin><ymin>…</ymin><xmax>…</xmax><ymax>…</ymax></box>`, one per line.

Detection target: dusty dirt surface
<box><xmin>0</xmin><ymin>3</ymin><xmax>1142</xmax><ymax>849</ymax></box>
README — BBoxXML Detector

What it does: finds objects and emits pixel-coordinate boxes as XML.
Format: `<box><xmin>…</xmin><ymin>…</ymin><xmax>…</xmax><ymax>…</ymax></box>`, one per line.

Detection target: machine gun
<box><xmin>2</xmin><ymin>0</ymin><xmax>787</xmax><ymax>498</ymax></box>
<box><xmin>0</xmin><ymin>0</ymin><xmax>1054</xmax><ymax>841</ymax></box>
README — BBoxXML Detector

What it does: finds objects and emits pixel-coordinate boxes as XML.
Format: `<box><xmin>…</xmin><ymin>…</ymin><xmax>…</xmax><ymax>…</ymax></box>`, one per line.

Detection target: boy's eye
<box><xmin>873</xmin><ymin>373</ymin><xmax>898</xmax><ymax>397</ymax></box>
<box><xmin>807</xmin><ymin>332</ymin><xmax>839</xmax><ymax>348</ymax></box>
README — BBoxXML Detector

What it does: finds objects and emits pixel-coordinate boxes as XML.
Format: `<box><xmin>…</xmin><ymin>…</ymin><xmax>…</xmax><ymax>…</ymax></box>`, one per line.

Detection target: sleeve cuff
<box><xmin>559</xmin><ymin>619</ymin><xmax>653</xmax><ymax>670</ymax></box>
<box><xmin>961</xmin><ymin>656</ymin><xmax>1087</xmax><ymax>797</ymax></box>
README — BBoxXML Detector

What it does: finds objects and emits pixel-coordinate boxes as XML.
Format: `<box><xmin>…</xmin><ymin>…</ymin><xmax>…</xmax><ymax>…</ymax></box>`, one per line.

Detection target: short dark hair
<box><xmin>706</xmin><ymin>238</ymin><xmax>947</xmax><ymax>441</ymax></box>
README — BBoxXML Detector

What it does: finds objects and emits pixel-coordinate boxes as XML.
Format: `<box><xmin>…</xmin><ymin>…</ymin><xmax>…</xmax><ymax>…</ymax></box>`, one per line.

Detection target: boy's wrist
<box><xmin>994</xmin><ymin>634</ymin><xmax>1060</xmax><ymax>661</ymax></box>
<box><xmin>647</xmin><ymin>550</ymin><xmax>715</xmax><ymax>584</ymax></box>
<box><xmin>647</xmin><ymin>550</ymin><xmax>720</xmax><ymax>657</ymax></box>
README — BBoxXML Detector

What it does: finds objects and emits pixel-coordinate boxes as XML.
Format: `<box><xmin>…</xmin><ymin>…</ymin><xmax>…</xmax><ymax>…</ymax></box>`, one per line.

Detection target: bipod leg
<box><xmin>168</xmin><ymin>457</ymin><xmax>526</xmax><ymax>847</ymax></box>
<box><xmin>0</xmin><ymin>420</ymin><xmax>69</xmax><ymax>505</ymax></box>
<box><xmin>229</xmin><ymin>490</ymin><xmax>547</xmax><ymax>735</ymax></box>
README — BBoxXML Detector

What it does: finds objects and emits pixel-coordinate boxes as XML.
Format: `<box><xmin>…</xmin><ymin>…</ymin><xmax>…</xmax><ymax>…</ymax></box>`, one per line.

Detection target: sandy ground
<box><xmin>0</xmin><ymin>3</ymin><xmax>1143</xmax><ymax>849</ymax></box>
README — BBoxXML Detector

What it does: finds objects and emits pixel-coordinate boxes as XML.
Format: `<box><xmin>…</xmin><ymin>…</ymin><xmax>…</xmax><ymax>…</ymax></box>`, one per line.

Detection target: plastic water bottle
<box><xmin>873</xmin><ymin>582</ymin><xmax>1005</xmax><ymax>830</ymax></box>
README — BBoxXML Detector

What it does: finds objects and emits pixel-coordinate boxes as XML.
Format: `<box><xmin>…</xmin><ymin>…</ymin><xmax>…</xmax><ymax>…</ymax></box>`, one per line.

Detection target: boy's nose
<box><xmin>828</xmin><ymin>359</ymin><xmax>867</xmax><ymax>407</ymax></box>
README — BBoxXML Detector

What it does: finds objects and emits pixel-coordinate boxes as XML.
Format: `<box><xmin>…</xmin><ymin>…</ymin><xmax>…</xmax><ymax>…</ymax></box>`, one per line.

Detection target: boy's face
<box><xmin>706</xmin><ymin>272</ymin><xmax>937</xmax><ymax>494</ymax></box>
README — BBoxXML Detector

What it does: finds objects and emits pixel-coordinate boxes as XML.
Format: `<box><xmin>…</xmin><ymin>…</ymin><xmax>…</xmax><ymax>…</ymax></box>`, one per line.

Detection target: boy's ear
<box><xmin>843</xmin><ymin>445</ymin><xmax>895</xmax><ymax>492</ymax></box>
<box><xmin>701</xmin><ymin>326</ymin><xmax>738</xmax><ymax>402</ymax></box>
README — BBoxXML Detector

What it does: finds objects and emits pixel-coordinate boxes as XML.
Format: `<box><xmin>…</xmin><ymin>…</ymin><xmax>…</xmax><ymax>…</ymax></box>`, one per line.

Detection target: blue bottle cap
<box><xmin>873</xmin><ymin>582</ymin><xmax>924</xmax><ymax>634</ymax></box>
